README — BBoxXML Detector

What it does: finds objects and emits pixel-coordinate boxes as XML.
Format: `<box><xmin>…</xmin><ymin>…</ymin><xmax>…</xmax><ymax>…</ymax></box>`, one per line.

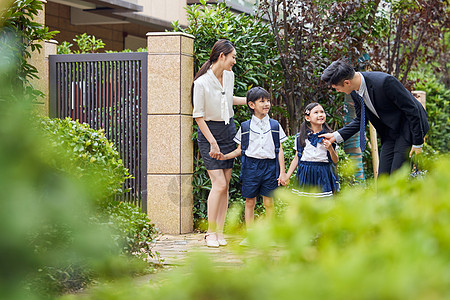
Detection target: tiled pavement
<box><xmin>147</xmin><ymin>233</ymin><xmax>245</xmax><ymax>267</ymax></box>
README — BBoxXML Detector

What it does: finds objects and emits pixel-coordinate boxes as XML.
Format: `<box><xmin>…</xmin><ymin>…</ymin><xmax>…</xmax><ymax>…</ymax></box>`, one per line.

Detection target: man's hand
<box><xmin>409</xmin><ymin>147</ymin><xmax>423</xmax><ymax>157</ymax></box>
<box><xmin>319</xmin><ymin>132</ymin><xmax>336</xmax><ymax>144</ymax></box>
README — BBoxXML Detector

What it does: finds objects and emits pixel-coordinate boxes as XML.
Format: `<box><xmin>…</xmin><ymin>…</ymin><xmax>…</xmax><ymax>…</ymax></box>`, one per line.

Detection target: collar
<box><xmin>207</xmin><ymin>68</ymin><xmax>224</xmax><ymax>91</ymax></box>
<box><xmin>357</xmin><ymin>72</ymin><xmax>367</xmax><ymax>97</ymax></box>
<box><xmin>251</xmin><ymin>114</ymin><xmax>269</xmax><ymax>128</ymax></box>
<box><xmin>307</xmin><ymin>129</ymin><xmax>326</xmax><ymax>147</ymax></box>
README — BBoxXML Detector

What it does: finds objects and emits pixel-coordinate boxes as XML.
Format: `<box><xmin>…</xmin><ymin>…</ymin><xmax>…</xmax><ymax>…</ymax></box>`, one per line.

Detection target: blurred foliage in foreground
<box><xmin>63</xmin><ymin>155</ymin><xmax>450</xmax><ymax>299</ymax></box>
<box><xmin>0</xmin><ymin>47</ymin><xmax>155</xmax><ymax>299</ymax></box>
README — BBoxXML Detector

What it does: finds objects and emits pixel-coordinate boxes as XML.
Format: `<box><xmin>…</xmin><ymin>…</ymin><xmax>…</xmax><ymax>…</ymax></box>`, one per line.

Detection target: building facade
<box><xmin>45</xmin><ymin>0</ymin><xmax>258</xmax><ymax>52</ymax></box>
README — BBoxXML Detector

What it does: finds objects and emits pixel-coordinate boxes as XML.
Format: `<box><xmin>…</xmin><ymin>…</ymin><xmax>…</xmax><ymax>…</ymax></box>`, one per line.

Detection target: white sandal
<box><xmin>205</xmin><ymin>232</ymin><xmax>219</xmax><ymax>248</ymax></box>
<box><xmin>217</xmin><ymin>233</ymin><xmax>227</xmax><ymax>246</ymax></box>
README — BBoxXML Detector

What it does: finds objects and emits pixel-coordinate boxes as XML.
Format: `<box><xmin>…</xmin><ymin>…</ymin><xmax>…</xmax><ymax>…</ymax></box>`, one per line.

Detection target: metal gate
<box><xmin>49</xmin><ymin>52</ymin><xmax>147</xmax><ymax>211</ymax></box>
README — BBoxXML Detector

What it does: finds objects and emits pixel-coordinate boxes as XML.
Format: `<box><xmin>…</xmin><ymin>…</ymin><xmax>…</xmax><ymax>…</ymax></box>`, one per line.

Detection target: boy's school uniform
<box><xmin>234</xmin><ymin>115</ymin><xmax>287</xmax><ymax>198</ymax></box>
<box><xmin>294</xmin><ymin>130</ymin><xmax>338</xmax><ymax>197</ymax></box>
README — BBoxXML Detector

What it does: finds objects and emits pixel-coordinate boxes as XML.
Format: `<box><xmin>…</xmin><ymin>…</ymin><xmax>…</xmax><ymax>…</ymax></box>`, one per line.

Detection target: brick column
<box><xmin>146</xmin><ymin>32</ymin><xmax>194</xmax><ymax>234</ymax></box>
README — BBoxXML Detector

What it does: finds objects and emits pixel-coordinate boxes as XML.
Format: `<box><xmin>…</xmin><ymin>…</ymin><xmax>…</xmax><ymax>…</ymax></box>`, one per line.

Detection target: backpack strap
<box><xmin>239</xmin><ymin>120</ymin><xmax>251</xmax><ymax>181</ymax></box>
<box><xmin>296</xmin><ymin>133</ymin><xmax>304</xmax><ymax>159</ymax></box>
<box><xmin>269</xmin><ymin>119</ymin><xmax>280</xmax><ymax>177</ymax></box>
<box><xmin>240</xmin><ymin>120</ymin><xmax>251</xmax><ymax>156</ymax></box>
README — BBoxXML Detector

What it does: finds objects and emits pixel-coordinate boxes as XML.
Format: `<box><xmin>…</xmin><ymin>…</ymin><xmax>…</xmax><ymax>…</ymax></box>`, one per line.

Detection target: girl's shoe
<box><xmin>217</xmin><ymin>233</ymin><xmax>227</xmax><ymax>246</ymax></box>
<box><xmin>205</xmin><ymin>232</ymin><xmax>219</xmax><ymax>248</ymax></box>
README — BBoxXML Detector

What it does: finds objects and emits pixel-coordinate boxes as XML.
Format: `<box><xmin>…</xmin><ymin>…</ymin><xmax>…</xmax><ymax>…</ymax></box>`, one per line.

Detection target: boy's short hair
<box><xmin>246</xmin><ymin>87</ymin><xmax>270</xmax><ymax>114</ymax></box>
<box><xmin>321</xmin><ymin>59</ymin><xmax>356</xmax><ymax>86</ymax></box>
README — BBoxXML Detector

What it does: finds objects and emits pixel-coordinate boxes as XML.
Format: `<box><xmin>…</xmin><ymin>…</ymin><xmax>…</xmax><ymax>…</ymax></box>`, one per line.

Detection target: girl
<box><xmin>282</xmin><ymin>102</ymin><xmax>339</xmax><ymax>197</ymax></box>
<box><xmin>192</xmin><ymin>39</ymin><xmax>246</xmax><ymax>247</ymax></box>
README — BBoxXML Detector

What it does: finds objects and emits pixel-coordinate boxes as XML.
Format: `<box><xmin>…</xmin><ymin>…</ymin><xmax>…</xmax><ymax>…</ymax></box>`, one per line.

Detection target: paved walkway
<box><xmin>147</xmin><ymin>233</ymin><xmax>245</xmax><ymax>267</ymax></box>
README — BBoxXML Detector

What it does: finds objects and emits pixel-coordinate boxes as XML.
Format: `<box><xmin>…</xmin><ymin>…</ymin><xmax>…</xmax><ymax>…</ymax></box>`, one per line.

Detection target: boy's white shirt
<box><xmin>234</xmin><ymin>115</ymin><xmax>287</xmax><ymax>159</ymax></box>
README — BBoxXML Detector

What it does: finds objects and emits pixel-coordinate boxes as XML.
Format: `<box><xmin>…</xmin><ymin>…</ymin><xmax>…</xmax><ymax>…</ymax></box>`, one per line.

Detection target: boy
<box><xmin>220</xmin><ymin>87</ymin><xmax>287</xmax><ymax>243</ymax></box>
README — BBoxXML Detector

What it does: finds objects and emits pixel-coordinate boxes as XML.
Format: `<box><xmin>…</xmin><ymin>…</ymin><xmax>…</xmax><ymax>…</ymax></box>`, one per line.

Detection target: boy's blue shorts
<box><xmin>241</xmin><ymin>156</ymin><xmax>278</xmax><ymax>199</ymax></box>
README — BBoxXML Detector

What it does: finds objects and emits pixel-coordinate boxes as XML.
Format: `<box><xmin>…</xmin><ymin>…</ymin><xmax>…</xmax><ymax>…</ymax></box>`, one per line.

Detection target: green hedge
<box><xmin>410</xmin><ymin>71</ymin><xmax>450</xmax><ymax>153</ymax></box>
<box><xmin>40</xmin><ymin>117</ymin><xmax>131</xmax><ymax>201</ymax></box>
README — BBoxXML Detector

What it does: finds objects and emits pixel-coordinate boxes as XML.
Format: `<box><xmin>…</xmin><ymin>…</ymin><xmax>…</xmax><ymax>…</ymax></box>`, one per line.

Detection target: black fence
<box><xmin>49</xmin><ymin>52</ymin><xmax>148</xmax><ymax>211</ymax></box>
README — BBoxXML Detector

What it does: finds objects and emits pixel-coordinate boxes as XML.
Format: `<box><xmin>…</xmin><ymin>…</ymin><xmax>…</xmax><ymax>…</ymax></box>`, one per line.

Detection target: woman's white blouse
<box><xmin>294</xmin><ymin>138</ymin><xmax>329</xmax><ymax>162</ymax></box>
<box><xmin>192</xmin><ymin>69</ymin><xmax>235</xmax><ymax>123</ymax></box>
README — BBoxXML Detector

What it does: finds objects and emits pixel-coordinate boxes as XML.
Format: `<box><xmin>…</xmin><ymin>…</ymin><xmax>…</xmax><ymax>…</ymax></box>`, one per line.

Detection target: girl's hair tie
<box><xmin>305</xmin><ymin>109</ymin><xmax>310</xmax><ymax>115</ymax></box>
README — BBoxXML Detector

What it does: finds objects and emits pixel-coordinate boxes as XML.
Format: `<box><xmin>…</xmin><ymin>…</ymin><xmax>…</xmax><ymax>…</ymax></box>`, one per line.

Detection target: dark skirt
<box><xmin>296</xmin><ymin>161</ymin><xmax>335</xmax><ymax>193</ymax></box>
<box><xmin>197</xmin><ymin>118</ymin><xmax>236</xmax><ymax>170</ymax></box>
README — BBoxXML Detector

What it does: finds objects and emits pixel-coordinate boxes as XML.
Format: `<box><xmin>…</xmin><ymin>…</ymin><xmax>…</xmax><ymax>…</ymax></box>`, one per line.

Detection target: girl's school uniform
<box><xmin>193</xmin><ymin>69</ymin><xmax>236</xmax><ymax>170</ymax></box>
<box><xmin>294</xmin><ymin>130</ymin><xmax>337</xmax><ymax>197</ymax></box>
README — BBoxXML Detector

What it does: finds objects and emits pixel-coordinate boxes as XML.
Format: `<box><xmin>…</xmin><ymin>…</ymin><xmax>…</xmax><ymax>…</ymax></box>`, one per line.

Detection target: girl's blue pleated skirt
<box><xmin>296</xmin><ymin>161</ymin><xmax>335</xmax><ymax>193</ymax></box>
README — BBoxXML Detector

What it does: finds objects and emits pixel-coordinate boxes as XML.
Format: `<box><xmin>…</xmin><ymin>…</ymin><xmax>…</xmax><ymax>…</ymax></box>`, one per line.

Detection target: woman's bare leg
<box><xmin>206</xmin><ymin>169</ymin><xmax>230</xmax><ymax>234</ymax></box>
<box><xmin>216</xmin><ymin>168</ymin><xmax>232</xmax><ymax>234</ymax></box>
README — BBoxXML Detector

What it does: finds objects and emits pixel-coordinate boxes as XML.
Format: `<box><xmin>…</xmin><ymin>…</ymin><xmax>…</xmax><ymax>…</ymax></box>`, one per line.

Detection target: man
<box><xmin>320</xmin><ymin>60</ymin><xmax>429</xmax><ymax>175</ymax></box>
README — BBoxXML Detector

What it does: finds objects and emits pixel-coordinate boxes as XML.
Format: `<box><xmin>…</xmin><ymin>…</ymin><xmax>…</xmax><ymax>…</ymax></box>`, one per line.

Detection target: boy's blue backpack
<box><xmin>240</xmin><ymin>118</ymin><xmax>281</xmax><ymax>177</ymax></box>
<box><xmin>296</xmin><ymin>133</ymin><xmax>340</xmax><ymax>193</ymax></box>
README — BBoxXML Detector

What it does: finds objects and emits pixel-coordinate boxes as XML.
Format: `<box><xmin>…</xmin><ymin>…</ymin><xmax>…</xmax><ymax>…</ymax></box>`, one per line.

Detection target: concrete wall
<box><xmin>45</xmin><ymin>1</ymin><xmax>188</xmax><ymax>52</ymax></box>
<box><xmin>137</xmin><ymin>0</ymin><xmax>188</xmax><ymax>28</ymax></box>
<box><xmin>46</xmin><ymin>2</ymin><xmax>149</xmax><ymax>52</ymax></box>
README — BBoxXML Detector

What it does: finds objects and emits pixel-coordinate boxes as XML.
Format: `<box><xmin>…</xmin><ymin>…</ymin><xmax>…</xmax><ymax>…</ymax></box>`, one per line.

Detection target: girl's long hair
<box><xmin>298</xmin><ymin>102</ymin><xmax>333</xmax><ymax>148</ymax></box>
<box><xmin>191</xmin><ymin>39</ymin><xmax>236</xmax><ymax>105</ymax></box>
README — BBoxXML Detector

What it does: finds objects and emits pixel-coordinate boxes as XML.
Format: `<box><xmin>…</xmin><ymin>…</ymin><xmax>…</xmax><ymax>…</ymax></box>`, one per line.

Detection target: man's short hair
<box><xmin>246</xmin><ymin>87</ymin><xmax>270</xmax><ymax>114</ymax></box>
<box><xmin>321</xmin><ymin>59</ymin><xmax>356</xmax><ymax>85</ymax></box>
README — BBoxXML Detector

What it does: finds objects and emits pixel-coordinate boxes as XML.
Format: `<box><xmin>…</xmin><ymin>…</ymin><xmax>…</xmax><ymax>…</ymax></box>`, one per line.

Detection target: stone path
<box><xmin>147</xmin><ymin>233</ymin><xmax>245</xmax><ymax>267</ymax></box>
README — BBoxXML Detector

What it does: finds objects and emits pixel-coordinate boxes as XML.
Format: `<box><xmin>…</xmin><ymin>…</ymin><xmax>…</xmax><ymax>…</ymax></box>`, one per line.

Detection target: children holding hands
<box><xmin>213</xmin><ymin>85</ymin><xmax>338</xmax><ymax>246</ymax></box>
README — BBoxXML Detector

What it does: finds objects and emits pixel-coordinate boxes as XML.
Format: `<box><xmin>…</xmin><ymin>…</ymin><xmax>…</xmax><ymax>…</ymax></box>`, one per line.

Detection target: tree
<box><xmin>370</xmin><ymin>0</ymin><xmax>449</xmax><ymax>89</ymax></box>
<box><xmin>258</xmin><ymin>0</ymin><xmax>382</xmax><ymax>134</ymax></box>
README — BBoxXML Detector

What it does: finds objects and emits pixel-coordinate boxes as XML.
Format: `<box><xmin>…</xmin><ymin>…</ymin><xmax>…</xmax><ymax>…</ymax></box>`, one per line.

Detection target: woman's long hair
<box><xmin>191</xmin><ymin>39</ymin><xmax>236</xmax><ymax>105</ymax></box>
<box><xmin>298</xmin><ymin>102</ymin><xmax>333</xmax><ymax>148</ymax></box>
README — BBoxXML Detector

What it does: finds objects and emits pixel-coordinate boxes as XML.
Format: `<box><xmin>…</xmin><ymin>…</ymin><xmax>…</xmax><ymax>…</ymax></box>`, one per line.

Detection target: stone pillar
<box><xmin>29</xmin><ymin>2</ymin><xmax>58</xmax><ymax>116</ymax></box>
<box><xmin>146</xmin><ymin>32</ymin><xmax>194</xmax><ymax>234</ymax></box>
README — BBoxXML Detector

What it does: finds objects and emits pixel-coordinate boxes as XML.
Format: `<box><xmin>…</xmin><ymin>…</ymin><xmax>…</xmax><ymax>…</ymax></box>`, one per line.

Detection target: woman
<box><xmin>192</xmin><ymin>39</ymin><xmax>246</xmax><ymax>247</ymax></box>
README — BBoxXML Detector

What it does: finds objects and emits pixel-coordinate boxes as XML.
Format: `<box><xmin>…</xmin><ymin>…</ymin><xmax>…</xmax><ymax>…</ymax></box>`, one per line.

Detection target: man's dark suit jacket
<box><xmin>337</xmin><ymin>72</ymin><xmax>429</xmax><ymax>146</ymax></box>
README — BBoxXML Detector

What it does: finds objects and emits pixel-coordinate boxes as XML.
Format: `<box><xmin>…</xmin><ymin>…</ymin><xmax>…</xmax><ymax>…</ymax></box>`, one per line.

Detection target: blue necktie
<box><xmin>357</xmin><ymin>94</ymin><xmax>366</xmax><ymax>152</ymax></box>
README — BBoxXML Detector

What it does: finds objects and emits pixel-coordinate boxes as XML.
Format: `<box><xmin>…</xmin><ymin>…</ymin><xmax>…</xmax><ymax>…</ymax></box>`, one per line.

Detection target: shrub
<box><xmin>40</xmin><ymin>117</ymin><xmax>131</xmax><ymax>201</ymax></box>
<box><xmin>410</xmin><ymin>70</ymin><xmax>450</xmax><ymax>153</ymax></box>
<box><xmin>0</xmin><ymin>95</ymin><xmax>130</xmax><ymax>299</ymax></box>
<box><xmin>0</xmin><ymin>0</ymin><xmax>58</xmax><ymax>100</ymax></box>
<box><xmin>56</xmin><ymin>33</ymin><xmax>105</xmax><ymax>54</ymax></box>
<box><xmin>99</xmin><ymin>200</ymin><xmax>160</xmax><ymax>259</ymax></box>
